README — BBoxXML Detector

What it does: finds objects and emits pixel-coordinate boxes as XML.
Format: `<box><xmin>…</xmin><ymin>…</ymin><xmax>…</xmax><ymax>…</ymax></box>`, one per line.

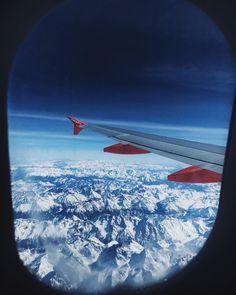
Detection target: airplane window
<box><xmin>8</xmin><ymin>0</ymin><xmax>235</xmax><ymax>293</ymax></box>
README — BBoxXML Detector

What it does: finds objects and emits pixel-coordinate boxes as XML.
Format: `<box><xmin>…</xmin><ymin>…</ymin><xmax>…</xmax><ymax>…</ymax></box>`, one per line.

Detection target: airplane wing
<box><xmin>68</xmin><ymin>115</ymin><xmax>225</xmax><ymax>183</ymax></box>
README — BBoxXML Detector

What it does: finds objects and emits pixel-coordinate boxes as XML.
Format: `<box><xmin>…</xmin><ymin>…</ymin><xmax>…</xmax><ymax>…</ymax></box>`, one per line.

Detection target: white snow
<box><xmin>38</xmin><ymin>255</ymin><xmax>54</xmax><ymax>278</ymax></box>
<box><xmin>11</xmin><ymin>160</ymin><xmax>220</xmax><ymax>292</ymax></box>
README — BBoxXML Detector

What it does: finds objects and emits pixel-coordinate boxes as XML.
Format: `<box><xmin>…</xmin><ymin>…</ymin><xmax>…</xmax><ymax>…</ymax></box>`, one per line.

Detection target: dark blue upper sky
<box><xmin>7</xmin><ymin>0</ymin><xmax>236</xmax><ymax>162</ymax></box>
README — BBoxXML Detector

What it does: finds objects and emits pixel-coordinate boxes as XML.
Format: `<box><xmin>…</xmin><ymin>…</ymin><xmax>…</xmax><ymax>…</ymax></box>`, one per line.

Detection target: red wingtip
<box><xmin>68</xmin><ymin>115</ymin><xmax>86</xmax><ymax>135</ymax></box>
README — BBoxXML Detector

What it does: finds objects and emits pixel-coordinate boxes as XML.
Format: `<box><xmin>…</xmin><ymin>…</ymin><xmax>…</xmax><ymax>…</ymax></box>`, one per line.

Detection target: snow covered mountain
<box><xmin>11</xmin><ymin>160</ymin><xmax>220</xmax><ymax>293</ymax></box>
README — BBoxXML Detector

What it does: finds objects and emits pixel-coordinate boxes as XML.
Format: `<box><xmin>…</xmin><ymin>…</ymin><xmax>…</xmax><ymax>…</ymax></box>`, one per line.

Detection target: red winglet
<box><xmin>104</xmin><ymin>143</ymin><xmax>150</xmax><ymax>154</ymax></box>
<box><xmin>68</xmin><ymin>115</ymin><xmax>86</xmax><ymax>135</ymax></box>
<box><xmin>168</xmin><ymin>166</ymin><xmax>222</xmax><ymax>183</ymax></box>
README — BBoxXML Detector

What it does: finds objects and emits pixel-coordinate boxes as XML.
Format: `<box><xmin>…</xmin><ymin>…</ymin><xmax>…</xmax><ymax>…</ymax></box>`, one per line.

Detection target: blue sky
<box><xmin>7</xmin><ymin>0</ymin><xmax>235</xmax><ymax>164</ymax></box>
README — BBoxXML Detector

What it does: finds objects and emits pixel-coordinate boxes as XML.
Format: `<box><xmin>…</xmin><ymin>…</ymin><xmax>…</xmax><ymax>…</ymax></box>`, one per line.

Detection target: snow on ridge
<box><xmin>12</xmin><ymin>160</ymin><xmax>220</xmax><ymax>293</ymax></box>
<box><xmin>38</xmin><ymin>255</ymin><xmax>54</xmax><ymax>278</ymax></box>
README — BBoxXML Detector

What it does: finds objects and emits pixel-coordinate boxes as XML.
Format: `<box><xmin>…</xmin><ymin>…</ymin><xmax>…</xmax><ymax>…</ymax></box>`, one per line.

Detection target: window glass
<box><xmin>8</xmin><ymin>0</ymin><xmax>235</xmax><ymax>293</ymax></box>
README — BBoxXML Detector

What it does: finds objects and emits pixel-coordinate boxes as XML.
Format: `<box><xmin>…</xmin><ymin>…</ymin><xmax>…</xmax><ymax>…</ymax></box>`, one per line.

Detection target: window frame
<box><xmin>0</xmin><ymin>1</ymin><xmax>236</xmax><ymax>294</ymax></box>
